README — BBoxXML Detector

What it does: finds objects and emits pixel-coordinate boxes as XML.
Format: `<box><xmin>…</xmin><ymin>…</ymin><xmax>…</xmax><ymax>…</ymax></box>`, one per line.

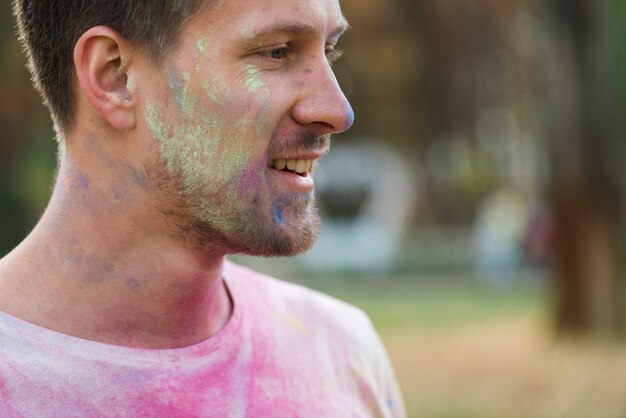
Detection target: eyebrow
<box><xmin>243</xmin><ymin>20</ymin><xmax>350</xmax><ymax>42</ymax></box>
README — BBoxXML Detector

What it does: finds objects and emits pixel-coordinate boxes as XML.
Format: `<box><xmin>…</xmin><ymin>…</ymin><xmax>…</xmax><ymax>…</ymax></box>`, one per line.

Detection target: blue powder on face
<box><xmin>125</xmin><ymin>276</ymin><xmax>142</xmax><ymax>291</ymax></box>
<box><xmin>272</xmin><ymin>207</ymin><xmax>284</xmax><ymax>224</ymax></box>
<box><xmin>132</xmin><ymin>169</ymin><xmax>149</xmax><ymax>189</ymax></box>
<box><xmin>75</xmin><ymin>172</ymin><xmax>91</xmax><ymax>190</ymax></box>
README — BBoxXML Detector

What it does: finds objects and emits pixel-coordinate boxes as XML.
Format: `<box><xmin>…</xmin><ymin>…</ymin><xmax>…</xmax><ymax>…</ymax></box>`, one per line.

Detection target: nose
<box><xmin>291</xmin><ymin>63</ymin><xmax>354</xmax><ymax>136</ymax></box>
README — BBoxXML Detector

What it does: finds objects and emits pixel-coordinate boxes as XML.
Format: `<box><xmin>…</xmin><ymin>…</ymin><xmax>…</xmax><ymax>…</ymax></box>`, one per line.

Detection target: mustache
<box><xmin>268</xmin><ymin>132</ymin><xmax>331</xmax><ymax>157</ymax></box>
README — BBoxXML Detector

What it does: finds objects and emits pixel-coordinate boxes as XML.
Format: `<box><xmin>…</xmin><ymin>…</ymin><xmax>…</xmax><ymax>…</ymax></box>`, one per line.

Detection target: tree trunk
<box><xmin>549</xmin><ymin>0</ymin><xmax>622</xmax><ymax>337</ymax></box>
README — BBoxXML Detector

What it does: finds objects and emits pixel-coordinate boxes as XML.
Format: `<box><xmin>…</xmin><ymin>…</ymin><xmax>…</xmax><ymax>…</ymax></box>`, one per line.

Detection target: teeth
<box><xmin>295</xmin><ymin>160</ymin><xmax>306</xmax><ymax>173</ymax></box>
<box><xmin>271</xmin><ymin>158</ymin><xmax>315</xmax><ymax>173</ymax></box>
<box><xmin>274</xmin><ymin>159</ymin><xmax>287</xmax><ymax>170</ymax></box>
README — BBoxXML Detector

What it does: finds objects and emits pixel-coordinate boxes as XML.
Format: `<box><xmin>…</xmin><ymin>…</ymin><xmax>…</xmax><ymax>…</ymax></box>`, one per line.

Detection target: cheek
<box><xmin>237</xmin><ymin>154</ymin><xmax>269</xmax><ymax>195</ymax></box>
<box><xmin>202</xmin><ymin>87</ymin><xmax>273</xmax><ymax>177</ymax></box>
<box><xmin>145</xmin><ymin>62</ymin><xmax>276</xmax><ymax>191</ymax></box>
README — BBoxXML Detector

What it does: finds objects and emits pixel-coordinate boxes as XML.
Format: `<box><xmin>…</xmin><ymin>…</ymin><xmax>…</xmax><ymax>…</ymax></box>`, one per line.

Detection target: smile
<box><xmin>269</xmin><ymin>159</ymin><xmax>314</xmax><ymax>176</ymax></box>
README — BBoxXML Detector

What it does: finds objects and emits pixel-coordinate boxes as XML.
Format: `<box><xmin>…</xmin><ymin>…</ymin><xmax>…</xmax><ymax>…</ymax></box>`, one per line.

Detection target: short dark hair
<box><xmin>13</xmin><ymin>0</ymin><xmax>209</xmax><ymax>136</ymax></box>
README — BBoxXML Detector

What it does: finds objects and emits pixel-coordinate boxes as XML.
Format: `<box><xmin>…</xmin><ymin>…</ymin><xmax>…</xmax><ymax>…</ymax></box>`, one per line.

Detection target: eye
<box><xmin>269</xmin><ymin>48</ymin><xmax>286</xmax><ymax>60</ymax></box>
<box><xmin>256</xmin><ymin>46</ymin><xmax>289</xmax><ymax>62</ymax></box>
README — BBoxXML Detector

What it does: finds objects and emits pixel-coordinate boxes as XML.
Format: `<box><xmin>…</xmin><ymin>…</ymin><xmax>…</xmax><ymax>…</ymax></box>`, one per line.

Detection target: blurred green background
<box><xmin>2</xmin><ymin>0</ymin><xmax>626</xmax><ymax>417</ymax></box>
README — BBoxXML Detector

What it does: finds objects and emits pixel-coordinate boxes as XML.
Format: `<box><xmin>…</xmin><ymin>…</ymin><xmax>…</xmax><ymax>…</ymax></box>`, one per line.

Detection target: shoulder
<box><xmin>224</xmin><ymin>260</ymin><xmax>406</xmax><ymax>417</ymax></box>
<box><xmin>224</xmin><ymin>260</ymin><xmax>376</xmax><ymax>345</ymax></box>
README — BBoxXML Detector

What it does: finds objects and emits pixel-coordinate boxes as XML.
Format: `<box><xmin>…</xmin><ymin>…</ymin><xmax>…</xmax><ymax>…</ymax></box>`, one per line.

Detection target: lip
<box><xmin>266</xmin><ymin>166</ymin><xmax>315</xmax><ymax>194</ymax></box>
<box><xmin>265</xmin><ymin>147</ymin><xmax>327</xmax><ymax>194</ymax></box>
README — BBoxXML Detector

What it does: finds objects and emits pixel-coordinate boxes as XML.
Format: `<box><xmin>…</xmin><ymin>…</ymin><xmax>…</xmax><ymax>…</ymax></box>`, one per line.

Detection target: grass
<box><xmin>294</xmin><ymin>272</ymin><xmax>548</xmax><ymax>332</ymax></box>
<box><xmin>288</xmin><ymin>273</ymin><xmax>626</xmax><ymax>418</ymax></box>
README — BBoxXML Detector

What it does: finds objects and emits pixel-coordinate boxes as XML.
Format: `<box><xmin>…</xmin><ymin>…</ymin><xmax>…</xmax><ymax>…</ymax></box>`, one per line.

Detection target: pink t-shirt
<box><xmin>0</xmin><ymin>261</ymin><xmax>405</xmax><ymax>417</ymax></box>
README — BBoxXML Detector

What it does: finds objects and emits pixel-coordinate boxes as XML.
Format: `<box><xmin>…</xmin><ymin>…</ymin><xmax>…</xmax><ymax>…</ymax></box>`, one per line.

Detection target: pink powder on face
<box><xmin>236</xmin><ymin>157</ymin><xmax>267</xmax><ymax>196</ymax></box>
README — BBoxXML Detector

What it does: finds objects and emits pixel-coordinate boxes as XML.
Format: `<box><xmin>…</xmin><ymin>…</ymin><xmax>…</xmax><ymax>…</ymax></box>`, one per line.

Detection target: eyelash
<box><xmin>258</xmin><ymin>45</ymin><xmax>344</xmax><ymax>65</ymax></box>
<box><xmin>325</xmin><ymin>47</ymin><xmax>344</xmax><ymax>64</ymax></box>
<box><xmin>262</xmin><ymin>46</ymin><xmax>290</xmax><ymax>61</ymax></box>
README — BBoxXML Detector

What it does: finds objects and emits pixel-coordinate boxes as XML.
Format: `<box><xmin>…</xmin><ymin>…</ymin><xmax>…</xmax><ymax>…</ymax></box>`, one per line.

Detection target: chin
<box><xmin>186</xmin><ymin>201</ymin><xmax>321</xmax><ymax>257</ymax></box>
<box><xmin>231</xmin><ymin>208</ymin><xmax>321</xmax><ymax>257</ymax></box>
<box><xmin>247</xmin><ymin>219</ymin><xmax>320</xmax><ymax>257</ymax></box>
<box><xmin>223</xmin><ymin>190</ymin><xmax>321</xmax><ymax>257</ymax></box>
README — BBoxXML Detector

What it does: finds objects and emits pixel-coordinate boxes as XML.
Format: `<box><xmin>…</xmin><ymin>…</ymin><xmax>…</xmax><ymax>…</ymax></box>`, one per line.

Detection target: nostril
<box><xmin>316</xmin><ymin>121</ymin><xmax>335</xmax><ymax>131</ymax></box>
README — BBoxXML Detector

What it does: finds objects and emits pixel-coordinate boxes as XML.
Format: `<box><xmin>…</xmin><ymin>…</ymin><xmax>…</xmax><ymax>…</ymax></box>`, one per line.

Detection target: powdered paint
<box><xmin>148</xmin><ymin>112</ymin><xmax>246</xmax><ymax>193</ymax></box>
<box><xmin>142</xmin><ymin>23</ymin><xmax>282</xmax><ymax>234</ymax></box>
<box><xmin>74</xmin><ymin>172</ymin><xmax>91</xmax><ymax>190</ymax></box>
<box><xmin>0</xmin><ymin>261</ymin><xmax>404</xmax><ymax>416</ymax></box>
<box><xmin>69</xmin><ymin>249</ymin><xmax>115</xmax><ymax>283</ymax></box>
<box><xmin>124</xmin><ymin>276</ymin><xmax>142</xmax><ymax>291</ymax></box>
<box><xmin>236</xmin><ymin>154</ymin><xmax>266</xmax><ymax>191</ymax></box>
<box><xmin>204</xmin><ymin>76</ymin><xmax>233</xmax><ymax>105</ymax></box>
<box><xmin>244</xmin><ymin>66</ymin><xmax>264</xmax><ymax>93</ymax></box>
<box><xmin>196</xmin><ymin>37</ymin><xmax>209</xmax><ymax>55</ymax></box>
<box><xmin>227</xmin><ymin>337</ymin><xmax>252</xmax><ymax>418</ymax></box>
<box><xmin>168</xmin><ymin>36</ymin><xmax>214</xmax><ymax>117</ymax></box>
<box><xmin>168</xmin><ymin>68</ymin><xmax>195</xmax><ymax>118</ymax></box>
<box><xmin>240</xmin><ymin>28</ymin><xmax>254</xmax><ymax>41</ymax></box>
<box><xmin>127</xmin><ymin>75</ymin><xmax>137</xmax><ymax>93</ymax></box>
<box><xmin>144</xmin><ymin>77</ymin><xmax>258</xmax><ymax>228</ymax></box>
<box><xmin>194</xmin><ymin>36</ymin><xmax>212</xmax><ymax>72</ymax></box>
<box><xmin>253</xmin><ymin>95</ymin><xmax>271</xmax><ymax>135</ymax></box>
<box><xmin>272</xmin><ymin>206</ymin><xmax>283</xmax><ymax>224</ymax></box>
<box><xmin>140</xmin><ymin>0</ymin><xmax>344</xmax><ymax>254</ymax></box>
<box><xmin>144</xmin><ymin>103</ymin><xmax>170</xmax><ymax>144</ymax></box>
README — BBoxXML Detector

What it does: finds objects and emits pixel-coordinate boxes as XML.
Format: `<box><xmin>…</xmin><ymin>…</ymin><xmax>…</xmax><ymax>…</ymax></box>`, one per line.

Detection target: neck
<box><xmin>0</xmin><ymin>142</ymin><xmax>232</xmax><ymax>349</ymax></box>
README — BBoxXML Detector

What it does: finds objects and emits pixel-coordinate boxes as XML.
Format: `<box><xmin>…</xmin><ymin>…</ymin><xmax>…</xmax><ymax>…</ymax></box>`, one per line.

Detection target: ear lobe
<box><xmin>74</xmin><ymin>26</ymin><xmax>136</xmax><ymax>130</ymax></box>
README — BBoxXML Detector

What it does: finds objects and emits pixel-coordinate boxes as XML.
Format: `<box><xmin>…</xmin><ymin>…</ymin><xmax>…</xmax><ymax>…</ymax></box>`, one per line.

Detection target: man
<box><xmin>0</xmin><ymin>0</ymin><xmax>405</xmax><ymax>416</ymax></box>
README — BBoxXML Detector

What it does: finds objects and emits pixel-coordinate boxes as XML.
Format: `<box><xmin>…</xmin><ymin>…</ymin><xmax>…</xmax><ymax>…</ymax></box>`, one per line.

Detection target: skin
<box><xmin>142</xmin><ymin>1</ymin><xmax>353</xmax><ymax>255</ymax></box>
<box><xmin>0</xmin><ymin>0</ymin><xmax>353</xmax><ymax>348</ymax></box>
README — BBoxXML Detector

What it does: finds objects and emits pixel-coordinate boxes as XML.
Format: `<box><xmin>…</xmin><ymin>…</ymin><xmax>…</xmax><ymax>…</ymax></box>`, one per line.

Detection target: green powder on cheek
<box><xmin>144</xmin><ymin>46</ymin><xmax>262</xmax><ymax>224</ymax></box>
<box><xmin>240</xmin><ymin>28</ymin><xmax>254</xmax><ymax>40</ymax></box>
<box><xmin>181</xmin><ymin>73</ymin><xmax>193</xmax><ymax>116</ymax></box>
<box><xmin>204</xmin><ymin>81</ymin><xmax>220</xmax><ymax>104</ymax></box>
<box><xmin>214</xmin><ymin>116</ymin><xmax>253</xmax><ymax>180</ymax></box>
<box><xmin>203</xmin><ymin>77</ymin><xmax>232</xmax><ymax>105</ymax></box>
<box><xmin>144</xmin><ymin>101</ymin><xmax>253</xmax><ymax>200</ymax></box>
<box><xmin>244</xmin><ymin>65</ymin><xmax>265</xmax><ymax>93</ymax></box>
<box><xmin>194</xmin><ymin>36</ymin><xmax>213</xmax><ymax>73</ymax></box>
<box><xmin>168</xmin><ymin>71</ymin><xmax>195</xmax><ymax>118</ymax></box>
<box><xmin>240</xmin><ymin>66</ymin><xmax>271</xmax><ymax>134</ymax></box>
<box><xmin>196</xmin><ymin>38</ymin><xmax>208</xmax><ymax>54</ymax></box>
<box><xmin>145</xmin><ymin>103</ymin><xmax>169</xmax><ymax>143</ymax></box>
<box><xmin>254</xmin><ymin>96</ymin><xmax>272</xmax><ymax>136</ymax></box>
<box><xmin>169</xmin><ymin>36</ymin><xmax>213</xmax><ymax>117</ymax></box>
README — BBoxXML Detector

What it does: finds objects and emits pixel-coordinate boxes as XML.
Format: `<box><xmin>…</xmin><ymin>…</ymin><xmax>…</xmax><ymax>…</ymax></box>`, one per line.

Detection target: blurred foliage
<box><xmin>0</xmin><ymin>1</ymin><xmax>56</xmax><ymax>255</ymax></box>
<box><xmin>609</xmin><ymin>0</ymin><xmax>626</xmax><ymax>197</ymax></box>
<box><xmin>1</xmin><ymin>0</ymin><xmax>625</xmax><ymax>265</ymax></box>
<box><xmin>338</xmin><ymin>0</ymin><xmax>553</xmax><ymax>225</ymax></box>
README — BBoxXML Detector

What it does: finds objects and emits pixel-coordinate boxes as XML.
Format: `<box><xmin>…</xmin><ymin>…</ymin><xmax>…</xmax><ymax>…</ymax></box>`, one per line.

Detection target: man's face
<box><xmin>140</xmin><ymin>0</ymin><xmax>353</xmax><ymax>255</ymax></box>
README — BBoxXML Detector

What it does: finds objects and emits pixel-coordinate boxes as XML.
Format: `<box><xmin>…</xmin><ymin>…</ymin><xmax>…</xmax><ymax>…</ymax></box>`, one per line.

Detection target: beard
<box><xmin>201</xmin><ymin>192</ymin><xmax>322</xmax><ymax>257</ymax></box>
<box><xmin>144</xmin><ymin>136</ymin><xmax>326</xmax><ymax>257</ymax></box>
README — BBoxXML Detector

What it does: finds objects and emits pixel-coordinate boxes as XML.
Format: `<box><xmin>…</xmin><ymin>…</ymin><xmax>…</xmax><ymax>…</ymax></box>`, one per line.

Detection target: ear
<box><xmin>74</xmin><ymin>26</ymin><xmax>136</xmax><ymax>130</ymax></box>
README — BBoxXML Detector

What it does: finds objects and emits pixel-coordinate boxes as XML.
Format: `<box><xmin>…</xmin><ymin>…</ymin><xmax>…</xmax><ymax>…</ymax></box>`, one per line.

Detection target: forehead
<box><xmin>187</xmin><ymin>0</ymin><xmax>347</xmax><ymax>41</ymax></box>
